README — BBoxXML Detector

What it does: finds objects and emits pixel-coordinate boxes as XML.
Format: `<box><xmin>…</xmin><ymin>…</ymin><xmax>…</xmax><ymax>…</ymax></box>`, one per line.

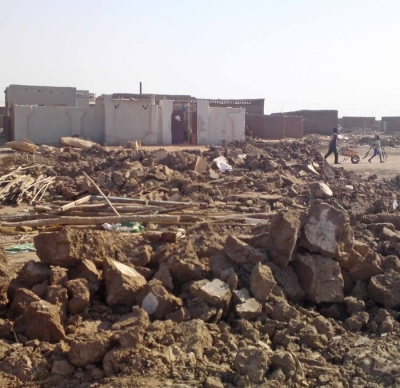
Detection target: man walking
<box><xmin>368</xmin><ymin>135</ymin><xmax>384</xmax><ymax>163</ymax></box>
<box><xmin>324</xmin><ymin>128</ymin><xmax>339</xmax><ymax>164</ymax></box>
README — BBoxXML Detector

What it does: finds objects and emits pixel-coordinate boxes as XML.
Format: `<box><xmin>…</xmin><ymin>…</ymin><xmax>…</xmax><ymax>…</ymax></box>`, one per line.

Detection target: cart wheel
<box><xmin>351</xmin><ymin>155</ymin><xmax>360</xmax><ymax>164</ymax></box>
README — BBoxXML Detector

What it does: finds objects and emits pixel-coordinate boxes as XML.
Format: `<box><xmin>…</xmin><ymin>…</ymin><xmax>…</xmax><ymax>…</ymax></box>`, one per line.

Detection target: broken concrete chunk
<box><xmin>234</xmin><ymin>346</ymin><xmax>272</xmax><ymax>384</ymax></box>
<box><xmin>165</xmin><ymin>306</ymin><xmax>191</xmax><ymax>323</ymax></box>
<box><xmin>298</xmin><ymin>325</ymin><xmax>327</xmax><ymax>349</ymax></box>
<box><xmin>103</xmin><ymin>258</ymin><xmax>146</xmax><ymax>308</ymax></box>
<box><xmin>192</xmin><ymin>279</ymin><xmax>231</xmax><ymax>307</ymax></box>
<box><xmin>308</xmin><ymin>182</ymin><xmax>333</xmax><ymax>199</ymax></box>
<box><xmin>136</xmin><ymin>280</ymin><xmax>182</xmax><ymax>319</ymax></box>
<box><xmin>368</xmin><ymin>270</ymin><xmax>400</xmax><ymax>309</ymax></box>
<box><xmin>345</xmin><ymin>312</ymin><xmax>369</xmax><ymax>331</ymax></box>
<box><xmin>233</xmin><ymin>288</ymin><xmax>252</xmax><ymax>305</ymax></box>
<box><xmin>64</xmin><ymin>278</ymin><xmax>90</xmax><ymax>314</ymax></box>
<box><xmin>45</xmin><ymin>285</ymin><xmax>68</xmax><ymax>322</ymax></box>
<box><xmin>299</xmin><ymin>203</ymin><xmax>353</xmax><ymax>262</ymax></box>
<box><xmin>50</xmin><ymin>266</ymin><xmax>68</xmax><ymax>286</ymax></box>
<box><xmin>293</xmin><ymin>253</ymin><xmax>344</xmax><ymax>303</ymax></box>
<box><xmin>68</xmin><ymin>259</ymin><xmax>101</xmax><ymax>294</ymax></box>
<box><xmin>344</xmin><ymin>296</ymin><xmax>365</xmax><ymax>314</ymax></box>
<box><xmin>111</xmin><ymin>307</ymin><xmax>150</xmax><ymax>348</ymax></box>
<box><xmin>267</xmin><ymin>263</ymin><xmax>305</xmax><ymax>304</ymax></box>
<box><xmin>68</xmin><ymin>337</ymin><xmax>109</xmax><ymax>367</ymax></box>
<box><xmin>235</xmin><ymin>298</ymin><xmax>262</xmax><ymax>320</ymax></box>
<box><xmin>310</xmin><ymin>315</ymin><xmax>334</xmax><ymax>340</ymax></box>
<box><xmin>265</xmin><ymin>210</ymin><xmax>302</xmax><ymax>268</ymax></box>
<box><xmin>349</xmin><ymin>252</ymin><xmax>383</xmax><ymax>282</ymax></box>
<box><xmin>224</xmin><ymin>235</ymin><xmax>266</xmax><ymax>265</ymax></box>
<box><xmin>271</xmin><ymin>301</ymin><xmax>299</xmax><ymax>322</ymax></box>
<box><xmin>250</xmin><ymin>263</ymin><xmax>276</xmax><ymax>301</ymax></box>
<box><xmin>166</xmin><ymin>246</ymin><xmax>203</xmax><ymax>285</ymax></box>
<box><xmin>16</xmin><ymin>260</ymin><xmax>51</xmax><ymax>288</ymax></box>
<box><xmin>10</xmin><ymin>288</ymin><xmax>41</xmax><ymax>318</ymax></box>
<box><xmin>24</xmin><ymin>300</ymin><xmax>66</xmax><ymax>342</ymax></box>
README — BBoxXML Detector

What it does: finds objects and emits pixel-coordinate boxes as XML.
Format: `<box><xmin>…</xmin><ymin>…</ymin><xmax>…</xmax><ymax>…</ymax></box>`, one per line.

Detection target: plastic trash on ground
<box><xmin>103</xmin><ymin>222</ymin><xmax>145</xmax><ymax>233</ymax></box>
<box><xmin>213</xmin><ymin>156</ymin><xmax>232</xmax><ymax>172</ymax></box>
<box><xmin>5</xmin><ymin>244</ymin><xmax>36</xmax><ymax>253</ymax></box>
<box><xmin>393</xmin><ymin>200</ymin><xmax>398</xmax><ymax>210</ymax></box>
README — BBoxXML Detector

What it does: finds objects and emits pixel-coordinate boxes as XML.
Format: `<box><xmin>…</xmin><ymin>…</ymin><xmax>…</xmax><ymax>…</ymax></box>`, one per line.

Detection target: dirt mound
<box><xmin>0</xmin><ymin>138</ymin><xmax>400</xmax><ymax>386</ymax></box>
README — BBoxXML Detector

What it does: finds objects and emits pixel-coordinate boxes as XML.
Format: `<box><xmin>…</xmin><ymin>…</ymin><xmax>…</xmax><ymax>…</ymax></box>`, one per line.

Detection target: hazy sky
<box><xmin>1</xmin><ymin>0</ymin><xmax>399</xmax><ymax>118</ymax></box>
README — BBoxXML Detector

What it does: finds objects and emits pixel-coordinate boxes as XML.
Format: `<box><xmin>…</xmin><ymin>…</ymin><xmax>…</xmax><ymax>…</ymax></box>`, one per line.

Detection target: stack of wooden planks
<box><xmin>0</xmin><ymin>166</ymin><xmax>55</xmax><ymax>205</ymax></box>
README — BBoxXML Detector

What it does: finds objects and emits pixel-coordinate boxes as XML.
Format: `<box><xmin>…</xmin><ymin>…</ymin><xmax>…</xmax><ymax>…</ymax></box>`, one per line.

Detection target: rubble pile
<box><xmin>0</xmin><ymin>138</ymin><xmax>400</xmax><ymax>387</ymax></box>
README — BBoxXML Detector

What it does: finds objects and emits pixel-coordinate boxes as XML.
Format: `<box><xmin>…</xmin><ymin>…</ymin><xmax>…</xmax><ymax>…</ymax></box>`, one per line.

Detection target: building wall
<box><xmin>278</xmin><ymin>110</ymin><xmax>338</xmax><ymax>135</ymax></box>
<box><xmin>264</xmin><ymin>115</ymin><xmax>285</xmax><ymax>139</ymax></box>
<box><xmin>246</xmin><ymin>114</ymin><xmax>303</xmax><ymax>139</ymax></box>
<box><xmin>246</xmin><ymin>113</ymin><xmax>265</xmax><ymax>137</ymax></box>
<box><xmin>6</xmin><ymin>85</ymin><xmax>76</xmax><ymax>113</ymax></box>
<box><xmin>342</xmin><ymin>116</ymin><xmax>375</xmax><ymax>129</ymax></box>
<box><xmin>12</xmin><ymin>105</ymin><xmax>103</xmax><ymax>144</ymax></box>
<box><xmin>206</xmin><ymin>107</ymin><xmax>245</xmax><ymax>145</ymax></box>
<box><xmin>284</xmin><ymin>116</ymin><xmax>303</xmax><ymax>138</ymax></box>
<box><xmin>208</xmin><ymin>99</ymin><xmax>264</xmax><ymax>114</ymax></box>
<box><xmin>103</xmin><ymin>96</ymin><xmax>158</xmax><ymax>145</ymax></box>
<box><xmin>382</xmin><ymin>117</ymin><xmax>400</xmax><ymax>132</ymax></box>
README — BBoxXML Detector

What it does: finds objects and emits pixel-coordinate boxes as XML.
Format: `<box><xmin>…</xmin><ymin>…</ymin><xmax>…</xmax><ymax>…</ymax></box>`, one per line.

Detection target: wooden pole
<box><xmin>1</xmin><ymin>214</ymin><xmax>180</xmax><ymax>227</ymax></box>
<box><xmin>82</xmin><ymin>172</ymin><xmax>120</xmax><ymax>216</ymax></box>
<box><xmin>58</xmin><ymin>195</ymin><xmax>91</xmax><ymax>212</ymax></box>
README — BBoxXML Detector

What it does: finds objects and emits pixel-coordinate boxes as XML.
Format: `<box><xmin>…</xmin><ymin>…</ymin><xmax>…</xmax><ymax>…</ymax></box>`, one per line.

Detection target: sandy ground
<box><xmin>317</xmin><ymin>144</ymin><xmax>400</xmax><ymax>180</ymax></box>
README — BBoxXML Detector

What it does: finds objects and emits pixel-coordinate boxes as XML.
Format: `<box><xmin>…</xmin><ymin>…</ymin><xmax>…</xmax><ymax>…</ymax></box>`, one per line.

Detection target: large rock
<box><xmin>50</xmin><ymin>266</ymin><xmax>68</xmax><ymax>286</ymax></box>
<box><xmin>68</xmin><ymin>259</ymin><xmax>101</xmax><ymax>294</ymax></box>
<box><xmin>234</xmin><ymin>346</ymin><xmax>272</xmax><ymax>384</ymax></box>
<box><xmin>190</xmin><ymin>279</ymin><xmax>231</xmax><ymax>307</ymax></box>
<box><xmin>293</xmin><ymin>253</ymin><xmax>344</xmax><ymax>303</ymax></box>
<box><xmin>24</xmin><ymin>300</ymin><xmax>66</xmax><ymax>342</ymax></box>
<box><xmin>16</xmin><ymin>260</ymin><xmax>51</xmax><ymax>288</ymax></box>
<box><xmin>10</xmin><ymin>288</ymin><xmax>41</xmax><ymax>318</ymax></box>
<box><xmin>265</xmin><ymin>210</ymin><xmax>302</xmax><ymax>268</ymax></box>
<box><xmin>64</xmin><ymin>278</ymin><xmax>90</xmax><ymax>314</ymax></box>
<box><xmin>166</xmin><ymin>245</ymin><xmax>203</xmax><ymax>285</ymax></box>
<box><xmin>45</xmin><ymin>285</ymin><xmax>68</xmax><ymax>322</ymax></box>
<box><xmin>266</xmin><ymin>262</ymin><xmax>305</xmax><ymax>304</ymax></box>
<box><xmin>308</xmin><ymin>182</ymin><xmax>333</xmax><ymax>199</ymax></box>
<box><xmin>250</xmin><ymin>263</ymin><xmax>276</xmax><ymax>301</ymax></box>
<box><xmin>299</xmin><ymin>203</ymin><xmax>353</xmax><ymax>262</ymax></box>
<box><xmin>368</xmin><ymin>270</ymin><xmax>400</xmax><ymax>308</ymax></box>
<box><xmin>224</xmin><ymin>235</ymin><xmax>266</xmax><ymax>265</ymax></box>
<box><xmin>103</xmin><ymin>258</ymin><xmax>146</xmax><ymax>308</ymax></box>
<box><xmin>136</xmin><ymin>280</ymin><xmax>182</xmax><ymax>319</ymax></box>
<box><xmin>34</xmin><ymin>227</ymin><xmax>143</xmax><ymax>268</ymax></box>
<box><xmin>176</xmin><ymin>320</ymin><xmax>213</xmax><ymax>359</ymax></box>
<box><xmin>111</xmin><ymin>307</ymin><xmax>150</xmax><ymax>348</ymax></box>
<box><xmin>349</xmin><ymin>251</ymin><xmax>383</xmax><ymax>282</ymax></box>
<box><xmin>235</xmin><ymin>298</ymin><xmax>262</xmax><ymax>320</ymax></box>
<box><xmin>68</xmin><ymin>337</ymin><xmax>109</xmax><ymax>367</ymax></box>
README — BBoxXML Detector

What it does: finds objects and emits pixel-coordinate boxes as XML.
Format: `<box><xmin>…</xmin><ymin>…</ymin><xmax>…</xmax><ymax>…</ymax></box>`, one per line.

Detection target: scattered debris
<box><xmin>0</xmin><ymin>137</ymin><xmax>399</xmax><ymax>387</ymax></box>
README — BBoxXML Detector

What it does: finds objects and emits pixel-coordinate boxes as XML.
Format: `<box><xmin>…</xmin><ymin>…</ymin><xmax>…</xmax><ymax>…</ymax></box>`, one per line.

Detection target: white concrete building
<box><xmin>7</xmin><ymin>85</ymin><xmax>246</xmax><ymax>146</ymax></box>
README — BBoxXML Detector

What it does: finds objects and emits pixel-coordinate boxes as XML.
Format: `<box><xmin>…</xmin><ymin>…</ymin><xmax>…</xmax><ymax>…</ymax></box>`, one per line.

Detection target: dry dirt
<box><xmin>0</xmin><ymin>135</ymin><xmax>400</xmax><ymax>387</ymax></box>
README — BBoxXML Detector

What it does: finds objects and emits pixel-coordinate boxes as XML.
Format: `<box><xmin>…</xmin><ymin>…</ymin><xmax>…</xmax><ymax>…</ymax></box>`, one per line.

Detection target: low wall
<box><xmin>12</xmin><ymin>105</ymin><xmax>104</xmax><ymax>144</ymax></box>
<box><xmin>284</xmin><ymin>116</ymin><xmax>303</xmax><ymax>138</ymax></box>
<box><xmin>342</xmin><ymin>116</ymin><xmax>375</xmax><ymax>129</ymax></box>
<box><xmin>246</xmin><ymin>114</ymin><xmax>303</xmax><ymax>139</ymax></box>
<box><xmin>382</xmin><ymin>117</ymin><xmax>400</xmax><ymax>132</ymax></box>
<box><xmin>278</xmin><ymin>110</ymin><xmax>338</xmax><ymax>135</ymax></box>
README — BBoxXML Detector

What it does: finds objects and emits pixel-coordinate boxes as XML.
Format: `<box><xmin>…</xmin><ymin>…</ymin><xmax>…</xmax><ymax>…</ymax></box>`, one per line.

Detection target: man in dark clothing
<box><xmin>324</xmin><ymin>128</ymin><xmax>339</xmax><ymax>164</ymax></box>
